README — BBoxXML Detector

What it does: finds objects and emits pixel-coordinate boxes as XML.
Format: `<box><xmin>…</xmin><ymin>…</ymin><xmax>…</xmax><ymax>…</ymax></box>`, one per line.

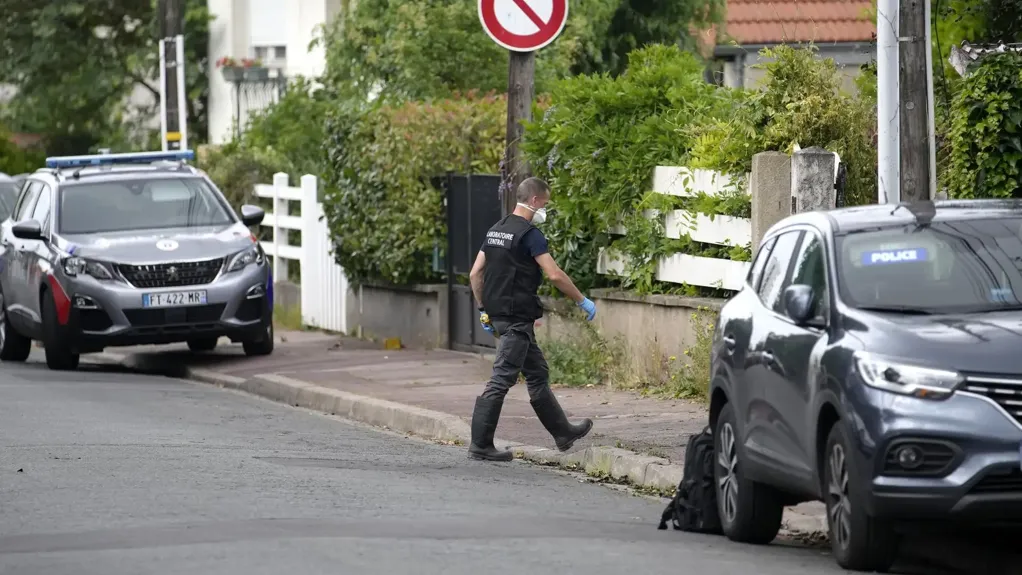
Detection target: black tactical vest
<box><xmin>481</xmin><ymin>214</ymin><xmax>544</xmax><ymax>322</ymax></box>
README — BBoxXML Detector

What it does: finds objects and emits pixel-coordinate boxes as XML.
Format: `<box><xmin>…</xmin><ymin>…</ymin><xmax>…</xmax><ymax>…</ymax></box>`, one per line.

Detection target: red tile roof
<box><xmin>723</xmin><ymin>0</ymin><xmax>876</xmax><ymax>45</ymax></box>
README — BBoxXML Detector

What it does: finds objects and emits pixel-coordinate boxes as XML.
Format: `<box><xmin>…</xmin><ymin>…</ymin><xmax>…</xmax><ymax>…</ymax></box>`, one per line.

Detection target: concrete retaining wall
<box><xmin>536</xmin><ymin>290</ymin><xmax>725</xmax><ymax>370</ymax></box>
<box><xmin>350</xmin><ymin>283</ymin><xmax>448</xmax><ymax>349</ymax></box>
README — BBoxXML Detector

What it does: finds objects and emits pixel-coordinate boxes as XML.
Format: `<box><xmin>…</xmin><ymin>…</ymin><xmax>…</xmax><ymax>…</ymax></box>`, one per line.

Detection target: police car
<box><xmin>0</xmin><ymin>150</ymin><xmax>274</xmax><ymax>371</ymax></box>
<box><xmin>709</xmin><ymin>199</ymin><xmax>1022</xmax><ymax>570</ymax></box>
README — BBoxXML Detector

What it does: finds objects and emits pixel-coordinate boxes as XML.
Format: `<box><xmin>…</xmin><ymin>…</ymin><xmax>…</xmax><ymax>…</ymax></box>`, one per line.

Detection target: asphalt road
<box><xmin>0</xmin><ymin>355</ymin><xmax>966</xmax><ymax>575</ymax></box>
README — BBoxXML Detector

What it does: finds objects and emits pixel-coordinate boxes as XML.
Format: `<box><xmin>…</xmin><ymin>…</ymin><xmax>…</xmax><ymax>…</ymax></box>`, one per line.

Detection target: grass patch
<box><xmin>273</xmin><ymin>303</ymin><xmax>304</xmax><ymax>331</ymax></box>
<box><xmin>642</xmin><ymin>306</ymin><xmax>716</xmax><ymax>402</ymax></box>
<box><xmin>544</xmin><ymin>320</ymin><xmax>627</xmax><ymax>388</ymax></box>
<box><xmin>542</xmin><ymin>303</ymin><xmax>718</xmax><ymax>402</ymax></box>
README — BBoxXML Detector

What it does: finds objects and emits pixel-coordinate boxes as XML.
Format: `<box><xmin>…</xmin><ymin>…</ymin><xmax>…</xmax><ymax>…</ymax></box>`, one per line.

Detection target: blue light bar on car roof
<box><xmin>45</xmin><ymin>150</ymin><xmax>195</xmax><ymax>169</ymax></box>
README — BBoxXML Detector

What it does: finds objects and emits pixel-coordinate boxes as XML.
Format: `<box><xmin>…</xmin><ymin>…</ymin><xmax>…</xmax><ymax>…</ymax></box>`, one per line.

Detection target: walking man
<box><xmin>467</xmin><ymin>177</ymin><xmax>598</xmax><ymax>462</ymax></box>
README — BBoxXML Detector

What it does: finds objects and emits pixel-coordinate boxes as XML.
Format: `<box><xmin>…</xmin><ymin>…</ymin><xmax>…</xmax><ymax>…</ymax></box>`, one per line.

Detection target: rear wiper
<box><xmin>855</xmin><ymin>305</ymin><xmax>934</xmax><ymax>315</ymax></box>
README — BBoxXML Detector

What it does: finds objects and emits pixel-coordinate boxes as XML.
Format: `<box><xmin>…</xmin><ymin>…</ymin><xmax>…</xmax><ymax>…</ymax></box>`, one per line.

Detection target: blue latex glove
<box><xmin>577</xmin><ymin>297</ymin><xmax>597</xmax><ymax>321</ymax></box>
<box><xmin>479</xmin><ymin>310</ymin><xmax>495</xmax><ymax>333</ymax></box>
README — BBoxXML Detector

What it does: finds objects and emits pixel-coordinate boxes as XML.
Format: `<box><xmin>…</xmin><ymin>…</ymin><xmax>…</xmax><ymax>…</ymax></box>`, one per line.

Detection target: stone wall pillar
<box><xmin>792</xmin><ymin>147</ymin><xmax>838</xmax><ymax>214</ymax></box>
<box><xmin>750</xmin><ymin>151</ymin><xmax>792</xmax><ymax>251</ymax></box>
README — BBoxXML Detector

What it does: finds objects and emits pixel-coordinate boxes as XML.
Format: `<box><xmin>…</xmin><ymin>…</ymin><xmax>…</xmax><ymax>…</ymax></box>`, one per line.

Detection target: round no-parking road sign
<box><xmin>478</xmin><ymin>0</ymin><xmax>569</xmax><ymax>53</ymax></box>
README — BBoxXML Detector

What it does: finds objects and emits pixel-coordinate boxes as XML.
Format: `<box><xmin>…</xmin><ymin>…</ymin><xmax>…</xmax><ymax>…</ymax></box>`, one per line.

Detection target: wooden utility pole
<box><xmin>502</xmin><ymin>52</ymin><xmax>535</xmax><ymax>216</ymax></box>
<box><xmin>898</xmin><ymin>0</ymin><xmax>932</xmax><ymax>201</ymax></box>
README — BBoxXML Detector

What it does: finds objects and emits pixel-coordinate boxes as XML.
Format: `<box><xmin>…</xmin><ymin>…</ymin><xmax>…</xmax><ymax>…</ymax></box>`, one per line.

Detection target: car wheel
<box><xmin>824</xmin><ymin>422</ymin><xmax>899</xmax><ymax>572</ymax></box>
<box><xmin>41</xmin><ymin>290</ymin><xmax>79</xmax><ymax>371</ymax></box>
<box><xmin>714</xmin><ymin>402</ymin><xmax>784</xmax><ymax>544</ymax></box>
<box><xmin>242</xmin><ymin>321</ymin><xmax>274</xmax><ymax>357</ymax></box>
<box><xmin>0</xmin><ymin>290</ymin><xmax>31</xmax><ymax>362</ymax></box>
<box><xmin>187</xmin><ymin>337</ymin><xmax>219</xmax><ymax>352</ymax></box>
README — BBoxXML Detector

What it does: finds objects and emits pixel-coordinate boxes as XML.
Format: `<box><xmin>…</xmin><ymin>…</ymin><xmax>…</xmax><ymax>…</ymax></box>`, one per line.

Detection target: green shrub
<box><xmin>690</xmin><ymin>45</ymin><xmax>877</xmax><ymax>206</ymax></box>
<box><xmin>946</xmin><ymin>52</ymin><xmax>1022</xmax><ymax>198</ymax></box>
<box><xmin>523</xmin><ymin>44</ymin><xmax>736</xmax><ymax>296</ymax></box>
<box><xmin>0</xmin><ymin>125</ymin><xmax>45</xmax><ymax>175</ymax></box>
<box><xmin>198</xmin><ymin>141</ymin><xmax>290</xmax><ymax>212</ymax></box>
<box><xmin>241</xmin><ymin>76</ymin><xmax>331</xmax><ymax>180</ymax></box>
<box><xmin>321</xmin><ymin>91</ymin><xmax>508</xmax><ymax>287</ymax></box>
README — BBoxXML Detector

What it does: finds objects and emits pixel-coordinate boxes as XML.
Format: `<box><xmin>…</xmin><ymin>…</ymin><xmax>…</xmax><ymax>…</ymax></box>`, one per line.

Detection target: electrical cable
<box><xmin>935</xmin><ymin>0</ymin><xmax>953</xmax><ymax>124</ymax></box>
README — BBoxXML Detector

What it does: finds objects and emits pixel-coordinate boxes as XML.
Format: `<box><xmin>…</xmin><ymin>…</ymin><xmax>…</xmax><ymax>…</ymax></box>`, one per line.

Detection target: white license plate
<box><xmin>142</xmin><ymin>291</ymin><xmax>208</xmax><ymax>308</ymax></box>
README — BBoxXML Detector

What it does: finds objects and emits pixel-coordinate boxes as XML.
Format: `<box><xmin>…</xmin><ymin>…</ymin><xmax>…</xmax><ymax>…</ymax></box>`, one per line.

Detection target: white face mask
<box><xmin>517</xmin><ymin>202</ymin><xmax>547</xmax><ymax>225</ymax></box>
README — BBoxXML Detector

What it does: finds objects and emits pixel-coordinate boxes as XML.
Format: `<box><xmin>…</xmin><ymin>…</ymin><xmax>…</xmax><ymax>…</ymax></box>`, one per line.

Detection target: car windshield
<box><xmin>58</xmin><ymin>177</ymin><xmax>234</xmax><ymax>234</ymax></box>
<box><xmin>836</xmin><ymin>217</ymin><xmax>1022</xmax><ymax>314</ymax></box>
<box><xmin>0</xmin><ymin>181</ymin><xmax>18</xmax><ymax>222</ymax></box>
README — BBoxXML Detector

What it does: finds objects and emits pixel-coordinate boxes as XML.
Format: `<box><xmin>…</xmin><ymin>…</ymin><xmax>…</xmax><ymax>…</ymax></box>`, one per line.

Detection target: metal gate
<box><xmin>437</xmin><ymin>172</ymin><xmax>503</xmax><ymax>352</ymax></box>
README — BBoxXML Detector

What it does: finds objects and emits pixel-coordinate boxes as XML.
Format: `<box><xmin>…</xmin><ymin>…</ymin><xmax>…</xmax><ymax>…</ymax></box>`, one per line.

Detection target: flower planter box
<box><xmin>243</xmin><ymin>66</ymin><xmax>270</xmax><ymax>82</ymax></box>
<box><xmin>220</xmin><ymin>66</ymin><xmax>244</xmax><ymax>82</ymax></box>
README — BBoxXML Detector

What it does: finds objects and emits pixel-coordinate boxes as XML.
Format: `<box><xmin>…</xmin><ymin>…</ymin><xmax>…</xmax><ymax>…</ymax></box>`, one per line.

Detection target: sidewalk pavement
<box><xmin>91</xmin><ymin>330</ymin><xmax>828</xmax><ymax>535</ymax></box>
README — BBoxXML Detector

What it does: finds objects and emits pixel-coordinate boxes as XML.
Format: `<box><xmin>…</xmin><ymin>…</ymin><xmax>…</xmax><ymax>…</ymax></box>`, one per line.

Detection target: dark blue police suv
<box><xmin>709</xmin><ymin>199</ymin><xmax>1022</xmax><ymax>571</ymax></box>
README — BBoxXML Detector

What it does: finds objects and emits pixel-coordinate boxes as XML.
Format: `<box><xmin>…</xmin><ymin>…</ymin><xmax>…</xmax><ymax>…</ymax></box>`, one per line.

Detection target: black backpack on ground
<box><xmin>657</xmin><ymin>426</ymin><xmax>724</xmax><ymax>534</ymax></box>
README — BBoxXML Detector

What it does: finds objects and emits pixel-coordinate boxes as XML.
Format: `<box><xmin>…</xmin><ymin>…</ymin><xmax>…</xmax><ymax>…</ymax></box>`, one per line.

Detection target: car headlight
<box><xmin>853</xmin><ymin>351</ymin><xmax>963</xmax><ymax>400</ymax></box>
<box><xmin>226</xmin><ymin>245</ymin><xmax>265</xmax><ymax>273</ymax></box>
<box><xmin>63</xmin><ymin>257</ymin><xmax>113</xmax><ymax>280</ymax></box>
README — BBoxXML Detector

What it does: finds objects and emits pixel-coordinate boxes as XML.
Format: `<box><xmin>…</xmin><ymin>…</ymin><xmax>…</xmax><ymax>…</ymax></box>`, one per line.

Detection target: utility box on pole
<box><xmin>158</xmin><ymin>0</ymin><xmax>188</xmax><ymax>152</ymax></box>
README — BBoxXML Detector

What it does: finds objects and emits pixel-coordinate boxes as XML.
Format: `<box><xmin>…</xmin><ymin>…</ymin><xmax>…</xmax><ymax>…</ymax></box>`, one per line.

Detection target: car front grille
<box><xmin>124</xmin><ymin>303</ymin><xmax>226</xmax><ymax>327</ymax></box>
<box><xmin>117</xmin><ymin>257</ymin><xmax>225</xmax><ymax>288</ymax></box>
<box><xmin>970</xmin><ymin>467</ymin><xmax>1022</xmax><ymax>494</ymax></box>
<box><xmin>961</xmin><ymin>375</ymin><xmax>1022</xmax><ymax>424</ymax></box>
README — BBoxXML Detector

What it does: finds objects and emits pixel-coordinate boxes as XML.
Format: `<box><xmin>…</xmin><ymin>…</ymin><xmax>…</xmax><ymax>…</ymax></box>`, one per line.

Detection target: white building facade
<box><xmin>206</xmin><ymin>0</ymin><xmax>342</xmax><ymax>145</ymax></box>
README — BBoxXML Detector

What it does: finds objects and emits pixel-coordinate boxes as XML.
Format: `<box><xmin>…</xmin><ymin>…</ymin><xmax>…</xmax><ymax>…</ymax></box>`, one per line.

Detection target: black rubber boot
<box><xmin>468</xmin><ymin>396</ymin><xmax>513</xmax><ymax>462</ymax></box>
<box><xmin>530</xmin><ymin>386</ymin><xmax>594</xmax><ymax>452</ymax></box>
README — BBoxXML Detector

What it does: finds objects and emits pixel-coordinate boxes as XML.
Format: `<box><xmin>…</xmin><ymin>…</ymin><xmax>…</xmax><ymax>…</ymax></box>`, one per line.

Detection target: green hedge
<box><xmin>690</xmin><ymin>45</ymin><xmax>877</xmax><ymax>207</ymax></box>
<box><xmin>523</xmin><ymin>44</ymin><xmax>743</xmax><ymax>295</ymax></box>
<box><xmin>0</xmin><ymin>125</ymin><xmax>45</xmax><ymax>175</ymax></box>
<box><xmin>321</xmin><ymin>91</ymin><xmax>508</xmax><ymax>286</ymax></box>
<box><xmin>947</xmin><ymin>52</ymin><xmax>1022</xmax><ymax>198</ymax></box>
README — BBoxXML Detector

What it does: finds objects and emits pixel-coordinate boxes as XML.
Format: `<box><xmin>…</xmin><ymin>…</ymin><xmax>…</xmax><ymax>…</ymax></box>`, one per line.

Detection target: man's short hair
<box><xmin>516</xmin><ymin>177</ymin><xmax>551</xmax><ymax>203</ymax></box>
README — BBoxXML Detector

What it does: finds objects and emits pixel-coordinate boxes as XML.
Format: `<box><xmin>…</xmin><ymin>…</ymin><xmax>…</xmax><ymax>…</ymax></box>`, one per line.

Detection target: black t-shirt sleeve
<box><xmin>520</xmin><ymin>227</ymin><xmax>550</xmax><ymax>258</ymax></box>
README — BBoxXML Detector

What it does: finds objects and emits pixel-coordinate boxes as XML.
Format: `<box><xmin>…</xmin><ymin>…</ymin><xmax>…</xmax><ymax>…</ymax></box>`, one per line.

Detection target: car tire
<box><xmin>242</xmin><ymin>321</ymin><xmax>274</xmax><ymax>357</ymax></box>
<box><xmin>823</xmin><ymin>422</ymin><xmax>900</xmax><ymax>572</ymax></box>
<box><xmin>41</xmin><ymin>290</ymin><xmax>79</xmax><ymax>371</ymax></box>
<box><xmin>187</xmin><ymin>337</ymin><xmax>219</xmax><ymax>352</ymax></box>
<box><xmin>714</xmin><ymin>402</ymin><xmax>784</xmax><ymax>545</ymax></box>
<box><xmin>0</xmin><ymin>289</ymin><xmax>31</xmax><ymax>362</ymax></box>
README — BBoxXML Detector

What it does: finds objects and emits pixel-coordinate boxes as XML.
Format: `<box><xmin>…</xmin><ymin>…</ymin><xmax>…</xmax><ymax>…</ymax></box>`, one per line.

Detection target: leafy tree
<box><xmin>0</xmin><ymin>0</ymin><xmax>210</xmax><ymax>154</ymax></box>
<box><xmin>0</xmin><ymin>124</ymin><xmax>45</xmax><ymax>175</ymax></box>
<box><xmin>241</xmin><ymin>77</ymin><xmax>333</xmax><ymax>179</ymax></box>
<box><xmin>321</xmin><ymin>0</ymin><xmax>724</xmax><ymax>103</ymax></box>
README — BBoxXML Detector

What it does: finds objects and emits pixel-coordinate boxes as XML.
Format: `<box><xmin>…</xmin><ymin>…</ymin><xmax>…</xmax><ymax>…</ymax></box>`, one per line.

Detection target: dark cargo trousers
<box><xmin>481</xmin><ymin>319</ymin><xmax>550</xmax><ymax>401</ymax></box>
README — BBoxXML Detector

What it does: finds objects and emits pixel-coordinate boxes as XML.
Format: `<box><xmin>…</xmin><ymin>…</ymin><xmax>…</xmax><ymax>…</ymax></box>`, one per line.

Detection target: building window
<box><xmin>275</xmin><ymin>45</ymin><xmax>286</xmax><ymax>60</ymax></box>
<box><xmin>254</xmin><ymin>46</ymin><xmax>268</xmax><ymax>61</ymax></box>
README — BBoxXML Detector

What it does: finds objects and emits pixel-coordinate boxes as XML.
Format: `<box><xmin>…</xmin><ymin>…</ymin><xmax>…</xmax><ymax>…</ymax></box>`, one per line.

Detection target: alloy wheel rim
<box><xmin>827</xmin><ymin>443</ymin><xmax>852</xmax><ymax>550</ymax></box>
<box><xmin>717</xmin><ymin>422</ymin><xmax>739</xmax><ymax>523</ymax></box>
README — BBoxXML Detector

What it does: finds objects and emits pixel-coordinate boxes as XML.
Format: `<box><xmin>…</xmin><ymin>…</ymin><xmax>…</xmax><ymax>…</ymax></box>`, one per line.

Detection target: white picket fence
<box><xmin>253</xmin><ymin>173</ymin><xmax>349</xmax><ymax>333</ymax></box>
<box><xmin>596</xmin><ymin>166</ymin><xmax>753</xmax><ymax>292</ymax></box>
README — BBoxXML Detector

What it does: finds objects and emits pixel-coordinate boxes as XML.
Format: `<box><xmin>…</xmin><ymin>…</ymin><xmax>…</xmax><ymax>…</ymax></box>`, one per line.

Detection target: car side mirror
<box><xmin>12</xmin><ymin>219</ymin><xmax>43</xmax><ymax>241</ymax></box>
<box><xmin>783</xmin><ymin>284</ymin><xmax>818</xmax><ymax>326</ymax></box>
<box><xmin>240</xmin><ymin>204</ymin><xmax>265</xmax><ymax>227</ymax></box>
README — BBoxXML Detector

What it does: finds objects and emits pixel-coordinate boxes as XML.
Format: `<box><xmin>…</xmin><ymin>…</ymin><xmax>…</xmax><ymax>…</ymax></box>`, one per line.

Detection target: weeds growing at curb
<box><xmin>273</xmin><ymin>303</ymin><xmax>304</xmax><ymax>331</ymax></box>
<box><xmin>541</xmin><ymin>302</ymin><xmax>718</xmax><ymax>402</ymax></box>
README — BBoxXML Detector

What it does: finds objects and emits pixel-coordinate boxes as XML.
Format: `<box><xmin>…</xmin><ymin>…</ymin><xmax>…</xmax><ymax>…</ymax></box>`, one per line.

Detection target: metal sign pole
<box><xmin>175</xmin><ymin>34</ymin><xmax>188</xmax><ymax>151</ymax></box>
<box><xmin>159</xmin><ymin>39</ymin><xmax>169</xmax><ymax>152</ymax></box>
